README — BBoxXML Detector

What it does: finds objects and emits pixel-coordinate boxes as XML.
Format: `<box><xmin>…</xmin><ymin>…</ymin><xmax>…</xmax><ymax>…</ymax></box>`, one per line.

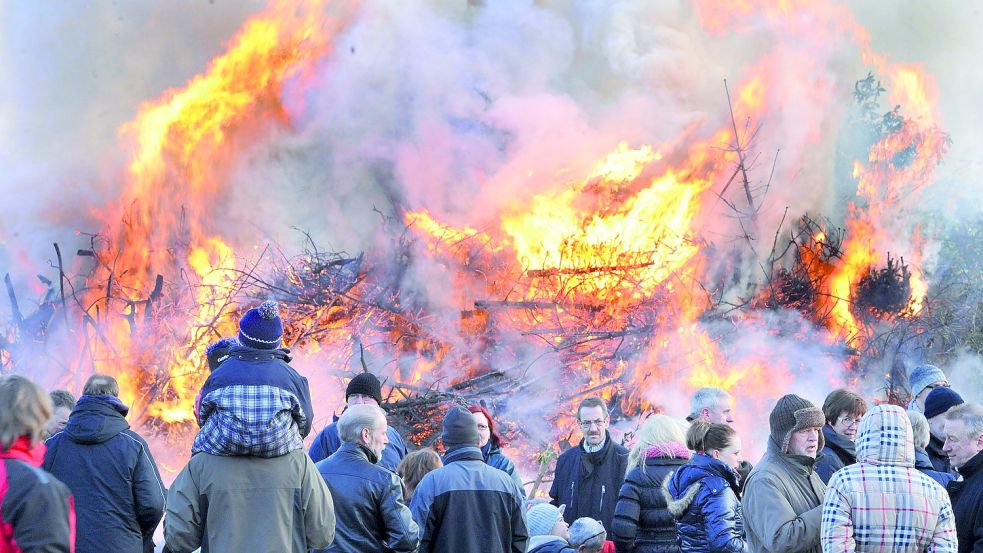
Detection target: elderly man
<box><xmin>687</xmin><ymin>387</ymin><xmax>735</xmax><ymax>424</ymax></box>
<box><xmin>821</xmin><ymin>404</ymin><xmax>956</xmax><ymax>552</ymax></box>
<box><xmin>908</xmin><ymin>364</ymin><xmax>948</xmax><ymax>413</ymax></box>
<box><xmin>314</xmin><ymin>404</ymin><xmax>418</xmax><ymax>553</ymax></box>
<box><xmin>743</xmin><ymin>394</ymin><xmax>827</xmax><ymax>553</ymax></box>
<box><xmin>411</xmin><ymin>405</ymin><xmax>527</xmax><ymax>552</ymax></box>
<box><xmin>309</xmin><ymin>372</ymin><xmax>408</xmax><ymax>471</ymax></box>
<box><xmin>926</xmin><ymin>387</ymin><xmax>965</xmax><ymax>476</ymax></box>
<box><xmin>550</xmin><ymin>397</ymin><xmax>629</xmax><ymax>531</ymax></box>
<box><xmin>568</xmin><ymin>518</ymin><xmax>608</xmax><ymax>553</ymax></box>
<box><xmin>943</xmin><ymin>403</ymin><xmax>983</xmax><ymax>553</ymax></box>
<box><xmin>44</xmin><ymin>374</ymin><xmax>166</xmax><ymax>553</ymax></box>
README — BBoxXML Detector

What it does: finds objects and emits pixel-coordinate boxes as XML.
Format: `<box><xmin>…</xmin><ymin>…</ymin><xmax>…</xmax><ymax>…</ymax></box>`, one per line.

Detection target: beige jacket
<box><xmin>743</xmin><ymin>438</ymin><xmax>826</xmax><ymax>553</ymax></box>
<box><xmin>164</xmin><ymin>449</ymin><xmax>335</xmax><ymax>553</ymax></box>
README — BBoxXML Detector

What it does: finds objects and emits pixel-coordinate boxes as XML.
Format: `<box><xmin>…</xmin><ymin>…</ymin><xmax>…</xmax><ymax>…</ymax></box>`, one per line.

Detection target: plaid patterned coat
<box><xmin>821</xmin><ymin>404</ymin><xmax>957</xmax><ymax>553</ymax></box>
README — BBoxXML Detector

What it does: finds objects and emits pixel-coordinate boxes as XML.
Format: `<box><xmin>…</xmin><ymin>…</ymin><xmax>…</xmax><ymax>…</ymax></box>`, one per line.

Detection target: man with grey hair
<box><xmin>567</xmin><ymin>518</ymin><xmax>607</xmax><ymax>553</ymax></box>
<box><xmin>314</xmin><ymin>404</ymin><xmax>418</xmax><ymax>553</ymax></box>
<box><xmin>942</xmin><ymin>403</ymin><xmax>983</xmax><ymax>553</ymax></box>
<box><xmin>687</xmin><ymin>387</ymin><xmax>735</xmax><ymax>425</ymax></box>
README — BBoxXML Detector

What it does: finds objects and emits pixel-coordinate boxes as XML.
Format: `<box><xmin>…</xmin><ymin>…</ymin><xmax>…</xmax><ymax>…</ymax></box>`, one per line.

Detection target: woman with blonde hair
<box><xmin>0</xmin><ymin>374</ymin><xmax>75</xmax><ymax>551</ymax></box>
<box><xmin>397</xmin><ymin>447</ymin><xmax>443</xmax><ymax>501</ymax></box>
<box><xmin>612</xmin><ymin>414</ymin><xmax>690</xmax><ymax>553</ymax></box>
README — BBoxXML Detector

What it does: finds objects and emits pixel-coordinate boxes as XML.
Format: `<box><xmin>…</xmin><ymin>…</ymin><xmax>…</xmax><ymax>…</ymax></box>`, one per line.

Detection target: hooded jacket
<box><xmin>666</xmin><ymin>454</ymin><xmax>746</xmax><ymax>553</ymax></box>
<box><xmin>410</xmin><ymin>445</ymin><xmax>527</xmax><ymax>553</ymax></box>
<box><xmin>1</xmin><ymin>437</ymin><xmax>75</xmax><ymax>553</ymax></box>
<box><xmin>313</xmin><ymin>442</ymin><xmax>418</xmax><ymax>553</ymax></box>
<box><xmin>611</xmin><ymin>446</ymin><xmax>689</xmax><ymax>553</ymax></box>
<box><xmin>193</xmin><ymin>345</ymin><xmax>313</xmax><ymax>457</ymax></box>
<box><xmin>815</xmin><ymin>425</ymin><xmax>856</xmax><ymax>484</ymax></box>
<box><xmin>483</xmin><ymin>443</ymin><xmax>527</xmax><ymax>498</ymax></box>
<box><xmin>43</xmin><ymin>395</ymin><xmax>165</xmax><ymax>553</ymax></box>
<box><xmin>549</xmin><ymin>432</ymin><xmax>630</xmax><ymax>532</ymax></box>
<box><xmin>948</xmin><ymin>449</ymin><xmax>983</xmax><ymax>553</ymax></box>
<box><xmin>821</xmin><ymin>404</ymin><xmax>956</xmax><ymax>552</ymax></box>
<box><xmin>742</xmin><ymin>438</ymin><xmax>826</xmax><ymax>553</ymax></box>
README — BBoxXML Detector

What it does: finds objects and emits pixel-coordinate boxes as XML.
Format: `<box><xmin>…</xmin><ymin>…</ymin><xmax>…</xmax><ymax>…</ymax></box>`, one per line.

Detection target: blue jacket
<box><xmin>193</xmin><ymin>346</ymin><xmax>313</xmax><ymax>457</ymax></box>
<box><xmin>44</xmin><ymin>395</ymin><xmax>166</xmax><ymax>553</ymax></box>
<box><xmin>549</xmin><ymin>432</ymin><xmax>630</xmax><ymax>532</ymax></box>
<box><xmin>313</xmin><ymin>442</ymin><xmax>418</xmax><ymax>553</ymax></box>
<box><xmin>612</xmin><ymin>454</ymin><xmax>688</xmax><ymax>553</ymax></box>
<box><xmin>526</xmin><ymin>535</ymin><xmax>577</xmax><ymax>553</ymax></box>
<box><xmin>666</xmin><ymin>454</ymin><xmax>746</xmax><ymax>553</ymax></box>
<box><xmin>410</xmin><ymin>446</ymin><xmax>527</xmax><ymax>553</ymax></box>
<box><xmin>483</xmin><ymin>442</ymin><xmax>526</xmax><ymax>498</ymax></box>
<box><xmin>815</xmin><ymin>426</ymin><xmax>856</xmax><ymax>484</ymax></box>
<box><xmin>309</xmin><ymin>418</ymin><xmax>407</xmax><ymax>472</ymax></box>
<box><xmin>914</xmin><ymin>447</ymin><xmax>956</xmax><ymax>488</ymax></box>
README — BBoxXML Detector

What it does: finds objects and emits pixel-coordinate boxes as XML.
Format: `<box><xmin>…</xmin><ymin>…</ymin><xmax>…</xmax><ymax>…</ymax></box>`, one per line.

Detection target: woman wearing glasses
<box><xmin>814</xmin><ymin>389</ymin><xmax>868</xmax><ymax>484</ymax></box>
<box><xmin>469</xmin><ymin>405</ymin><xmax>527</xmax><ymax>497</ymax></box>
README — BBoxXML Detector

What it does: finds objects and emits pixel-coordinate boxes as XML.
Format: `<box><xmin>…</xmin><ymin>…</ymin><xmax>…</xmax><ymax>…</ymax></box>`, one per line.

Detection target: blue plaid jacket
<box><xmin>193</xmin><ymin>346</ymin><xmax>313</xmax><ymax>457</ymax></box>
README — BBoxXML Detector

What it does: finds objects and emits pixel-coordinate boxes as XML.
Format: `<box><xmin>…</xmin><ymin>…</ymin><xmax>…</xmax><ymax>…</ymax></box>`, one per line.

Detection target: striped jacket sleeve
<box><xmin>929</xmin><ymin>497</ymin><xmax>958</xmax><ymax>553</ymax></box>
<box><xmin>821</xmin><ymin>476</ymin><xmax>856</xmax><ymax>553</ymax></box>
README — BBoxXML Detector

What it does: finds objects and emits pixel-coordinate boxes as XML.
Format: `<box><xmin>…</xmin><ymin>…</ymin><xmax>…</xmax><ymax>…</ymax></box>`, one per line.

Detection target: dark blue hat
<box><xmin>238</xmin><ymin>300</ymin><xmax>283</xmax><ymax>350</ymax></box>
<box><xmin>924</xmin><ymin>387</ymin><xmax>964</xmax><ymax>419</ymax></box>
<box><xmin>206</xmin><ymin>337</ymin><xmax>239</xmax><ymax>371</ymax></box>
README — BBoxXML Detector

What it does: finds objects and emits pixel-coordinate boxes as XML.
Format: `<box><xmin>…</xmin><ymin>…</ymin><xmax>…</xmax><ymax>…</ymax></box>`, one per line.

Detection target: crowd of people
<box><xmin>1</xmin><ymin>300</ymin><xmax>982</xmax><ymax>553</ymax></box>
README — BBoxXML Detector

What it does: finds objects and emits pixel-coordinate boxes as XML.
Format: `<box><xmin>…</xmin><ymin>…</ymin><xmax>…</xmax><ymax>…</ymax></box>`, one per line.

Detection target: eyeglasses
<box><xmin>476</xmin><ymin>424</ymin><xmax>489</xmax><ymax>430</ymax></box>
<box><xmin>837</xmin><ymin>415</ymin><xmax>863</xmax><ymax>426</ymax></box>
<box><xmin>578</xmin><ymin>419</ymin><xmax>608</xmax><ymax>429</ymax></box>
<box><xmin>926</xmin><ymin>383</ymin><xmax>950</xmax><ymax>390</ymax></box>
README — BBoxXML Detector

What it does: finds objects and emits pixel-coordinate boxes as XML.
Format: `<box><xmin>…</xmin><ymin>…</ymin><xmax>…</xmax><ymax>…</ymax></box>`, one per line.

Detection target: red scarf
<box><xmin>0</xmin><ymin>436</ymin><xmax>46</xmax><ymax>466</ymax></box>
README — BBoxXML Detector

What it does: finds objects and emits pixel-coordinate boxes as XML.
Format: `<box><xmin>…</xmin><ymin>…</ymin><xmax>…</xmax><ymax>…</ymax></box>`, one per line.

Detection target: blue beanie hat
<box><xmin>527</xmin><ymin>502</ymin><xmax>565</xmax><ymax>537</ymax></box>
<box><xmin>206</xmin><ymin>337</ymin><xmax>239</xmax><ymax>371</ymax></box>
<box><xmin>238</xmin><ymin>300</ymin><xmax>284</xmax><ymax>350</ymax></box>
<box><xmin>908</xmin><ymin>364</ymin><xmax>946</xmax><ymax>399</ymax></box>
<box><xmin>924</xmin><ymin>387</ymin><xmax>964</xmax><ymax>419</ymax></box>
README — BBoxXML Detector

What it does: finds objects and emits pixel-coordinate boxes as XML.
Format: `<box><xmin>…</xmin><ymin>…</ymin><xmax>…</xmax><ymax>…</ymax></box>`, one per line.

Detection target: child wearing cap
<box><xmin>527</xmin><ymin>502</ymin><xmax>577</xmax><ymax>553</ymax></box>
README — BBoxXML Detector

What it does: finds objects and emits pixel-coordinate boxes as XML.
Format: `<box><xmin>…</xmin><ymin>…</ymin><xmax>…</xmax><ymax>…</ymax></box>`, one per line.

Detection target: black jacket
<box><xmin>815</xmin><ymin>426</ymin><xmax>856</xmax><ymax>484</ymax></box>
<box><xmin>666</xmin><ymin>454</ymin><xmax>746</xmax><ymax>553</ymax></box>
<box><xmin>313</xmin><ymin>442</ymin><xmax>419</xmax><ymax>553</ymax></box>
<box><xmin>948</xmin><ymin>449</ymin><xmax>983</xmax><ymax>553</ymax></box>
<box><xmin>549</xmin><ymin>432</ymin><xmax>630</xmax><ymax>531</ymax></box>
<box><xmin>410</xmin><ymin>445</ymin><xmax>527</xmax><ymax>553</ymax></box>
<box><xmin>1</xmin><ymin>438</ymin><xmax>75</xmax><ymax>552</ymax></box>
<box><xmin>612</xmin><ymin>455</ymin><xmax>687</xmax><ymax>553</ymax></box>
<box><xmin>44</xmin><ymin>395</ymin><xmax>167</xmax><ymax>553</ymax></box>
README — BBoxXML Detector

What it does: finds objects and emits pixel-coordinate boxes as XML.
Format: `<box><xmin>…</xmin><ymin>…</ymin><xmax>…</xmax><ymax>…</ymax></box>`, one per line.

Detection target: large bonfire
<box><xmin>0</xmin><ymin>0</ymin><xmax>959</xmax><ymax>479</ymax></box>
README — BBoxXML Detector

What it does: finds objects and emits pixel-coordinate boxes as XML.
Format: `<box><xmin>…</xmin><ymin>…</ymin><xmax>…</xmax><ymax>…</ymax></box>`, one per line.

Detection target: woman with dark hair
<box><xmin>666</xmin><ymin>421</ymin><xmax>746</xmax><ymax>553</ymax></box>
<box><xmin>468</xmin><ymin>405</ymin><xmax>526</xmax><ymax>497</ymax></box>
<box><xmin>815</xmin><ymin>389</ymin><xmax>867</xmax><ymax>484</ymax></box>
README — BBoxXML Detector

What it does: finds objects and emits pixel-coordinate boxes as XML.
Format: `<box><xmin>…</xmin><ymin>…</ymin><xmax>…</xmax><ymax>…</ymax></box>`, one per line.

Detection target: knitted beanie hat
<box><xmin>441</xmin><ymin>405</ymin><xmax>481</xmax><ymax>450</ymax></box>
<box><xmin>205</xmin><ymin>337</ymin><xmax>238</xmax><ymax>371</ymax></box>
<box><xmin>238</xmin><ymin>300</ymin><xmax>284</xmax><ymax>350</ymax></box>
<box><xmin>924</xmin><ymin>387</ymin><xmax>964</xmax><ymax>419</ymax></box>
<box><xmin>908</xmin><ymin>364</ymin><xmax>946</xmax><ymax>399</ymax></box>
<box><xmin>346</xmin><ymin>372</ymin><xmax>383</xmax><ymax>405</ymax></box>
<box><xmin>527</xmin><ymin>503</ymin><xmax>566</xmax><ymax>537</ymax></box>
<box><xmin>769</xmin><ymin>394</ymin><xmax>826</xmax><ymax>453</ymax></box>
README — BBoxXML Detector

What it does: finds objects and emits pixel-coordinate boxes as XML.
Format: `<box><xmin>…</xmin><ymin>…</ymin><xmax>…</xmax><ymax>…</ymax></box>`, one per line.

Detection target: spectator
<box><xmin>821</xmin><ymin>404</ymin><xmax>956</xmax><ymax>552</ymax></box>
<box><xmin>204</xmin><ymin>336</ymin><xmax>238</xmax><ymax>372</ymax></box>
<box><xmin>743</xmin><ymin>394</ymin><xmax>826</xmax><ymax>553</ymax></box>
<box><xmin>193</xmin><ymin>301</ymin><xmax>314</xmax><ymax>457</ymax></box>
<box><xmin>942</xmin><ymin>403</ymin><xmax>983</xmax><ymax>553</ymax></box>
<box><xmin>666</xmin><ymin>421</ymin><xmax>746</xmax><ymax>553</ymax></box>
<box><xmin>313</xmin><ymin>404</ymin><xmax>418</xmax><ymax>553</ymax></box>
<box><xmin>397</xmin><ymin>448</ymin><xmax>443</xmax><ymax>502</ymax></box>
<box><xmin>907</xmin><ymin>364</ymin><xmax>948</xmax><ymax>413</ymax></box>
<box><xmin>309</xmin><ymin>372</ymin><xmax>408</xmax><ymax>471</ymax></box>
<box><xmin>469</xmin><ymin>404</ymin><xmax>527</xmax><ymax>497</ymax></box>
<box><xmin>410</xmin><ymin>405</ymin><xmax>527</xmax><ymax>552</ymax></box>
<box><xmin>907</xmin><ymin>410</ymin><xmax>956</xmax><ymax>488</ymax></box>
<box><xmin>45</xmin><ymin>389</ymin><xmax>76</xmax><ymax>439</ymax></box>
<box><xmin>44</xmin><ymin>374</ymin><xmax>165</xmax><ymax>553</ymax></box>
<box><xmin>568</xmin><ymin>518</ymin><xmax>609</xmax><ymax>553</ymax></box>
<box><xmin>526</xmin><ymin>503</ymin><xmax>575</xmax><ymax>552</ymax></box>
<box><xmin>926</xmin><ymin>387</ymin><xmax>965</xmax><ymax>476</ymax></box>
<box><xmin>687</xmin><ymin>387</ymin><xmax>752</xmax><ymax>492</ymax></box>
<box><xmin>164</xmin><ymin>442</ymin><xmax>335</xmax><ymax>552</ymax></box>
<box><xmin>612</xmin><ymin>414</ymin><xmax>690</xmax><ymax>553</ymax></box>
<box><xmin>550</xmin><ymin>397</ymin><xmax>630</xmax><ymax>531</ymax></box>
<box><xmin>815</xmin><ymin>389</ymin><xmax>867</xmax><ymax>484</ymax></box>
<box><xmin>0</xmin><ymin>375</ymin><xmax>75</xmax><ymax>552</ymax></box>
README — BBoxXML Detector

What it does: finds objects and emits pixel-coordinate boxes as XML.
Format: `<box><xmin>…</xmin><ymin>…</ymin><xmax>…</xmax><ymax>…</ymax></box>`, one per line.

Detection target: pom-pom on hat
<box><xmin>238</xmin><ymin>300</ymin><xmax>284</xmax><ymax>350</ymax></box>
<box><xmin>924</xmin><ymin>387</ymin><xmax>964</xmax><ymax>419</ymax></box>
<box><xmin>527</xmin><ymin>502</ymin><xmax>566</xmax><ymax>537</ymax></box>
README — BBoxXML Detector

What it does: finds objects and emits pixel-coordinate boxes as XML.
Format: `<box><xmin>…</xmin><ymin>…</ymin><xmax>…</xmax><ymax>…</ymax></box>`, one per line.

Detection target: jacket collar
<box><xmin>914</xmin><ymin>447</ymin><xmax>935</xmax><ymax>470</ymax></box>
<box><xmin>0</xmin><ymin>436</ymin><xmax>45</xmax><ymax>466</ymax></box>
<box><xmin>767</xmin><ymin>436</ymin><xmax>820</xmax><ymax>474</ymax></box>
<box><xmin>822</xmin><ymin>425</ymin><xmax>856</xmax><ymax>460</ymax></box>
<box><xmin>338</xmin><ymin>441</ymin><xmax>380</xmax><ymax>465</ymax></box>
<box><xmin>443</xmin><ymin>445</ymin><xmax>484</xmax><ymax>464</ymax></box>
<box><xmin>957</xmin><ymin>449</ymin><xmax>983</xmax><ymax>479</ymax></box>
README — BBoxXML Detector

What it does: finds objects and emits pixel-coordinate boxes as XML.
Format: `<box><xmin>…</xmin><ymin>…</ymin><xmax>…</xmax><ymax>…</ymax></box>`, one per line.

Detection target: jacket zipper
<box><xmin>600</xmin><ymin>485</ymin><xmax>605</xmax><ymax>512</ymax></box>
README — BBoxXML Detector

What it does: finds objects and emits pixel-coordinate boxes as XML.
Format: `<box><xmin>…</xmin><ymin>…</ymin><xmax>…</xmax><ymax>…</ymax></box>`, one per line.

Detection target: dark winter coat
<box><xmin>1</xmin><ymin>437</ymin><xmax>75</xmax><ymax>553</ymax></box>
<box><xmin>948</xmin><ymin>449</ymin><xmax>983</xmax><ymax>553</ymax></box>
<box><xmin>815</xmin><ymin>426</ymin><xmax>856</xmax><ymax>484</ymax></box>
<box><xmin>915</xmin><ymin>447</ymin><xmax>956</xmax><ymax>488</ymax></box>
<box><xmin>928</xmin><ymin>434</ymin><xmax>958</xmax><ymax>477</ymax></box>
<box><xmin>194</xmin><ymin>345</ymin><xmax>313</xmax><ymax>457</ymax></box>
<box><xmin>483</xmin><ymin>442</ymin><xmax>527</xmax><ymax>498</ymax></box>
<box><xmin>526</xmin><ymin>535</ymin><xmax>577</xmax><ymax>553</ymax></box>
<box><xmin>410</xmin><ymin>445</ymin><xmax>527</xmax><ymax>553</ymax></box>
<box><xmin>611</xmin><ymin>452</ymin><xmax>688</xmax><ymax>553</ymax></box>
<box><xmin>313</xmin><ymin>442</ymin><xmax>418</xmax><ymax>553</ymax></box>
<box><xmin>44</xmin><ymin>395</ymin><xmax>166</xmax><ymax>553</ymax></box>
<box><xmin>666</xmin><ymin>454</ymin><xmax>746</xmax><ymax>553</ymax></box>
<box><xmin>309</xmin><ymin>417</ymin><xmax>407</xmax><ymax>472</ymax></box>
<box><xmin>549</xmin><ymin>432</ymin><xmax>630</xmax><ymax>532</ymax></box>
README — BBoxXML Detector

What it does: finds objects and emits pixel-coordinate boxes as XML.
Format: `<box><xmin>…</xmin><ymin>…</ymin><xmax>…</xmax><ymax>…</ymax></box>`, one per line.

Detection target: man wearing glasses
<box><xmin>549</xmin><ymin>397</ymin><xmax>629</xmax><ymax>535</ymax></box>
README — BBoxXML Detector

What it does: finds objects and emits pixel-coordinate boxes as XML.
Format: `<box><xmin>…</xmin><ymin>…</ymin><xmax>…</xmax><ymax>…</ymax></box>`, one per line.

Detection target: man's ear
<box><xmin>701</xmin><ymin>408</ymin><xmax>710</xmax><ymax>419</ymax></box>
